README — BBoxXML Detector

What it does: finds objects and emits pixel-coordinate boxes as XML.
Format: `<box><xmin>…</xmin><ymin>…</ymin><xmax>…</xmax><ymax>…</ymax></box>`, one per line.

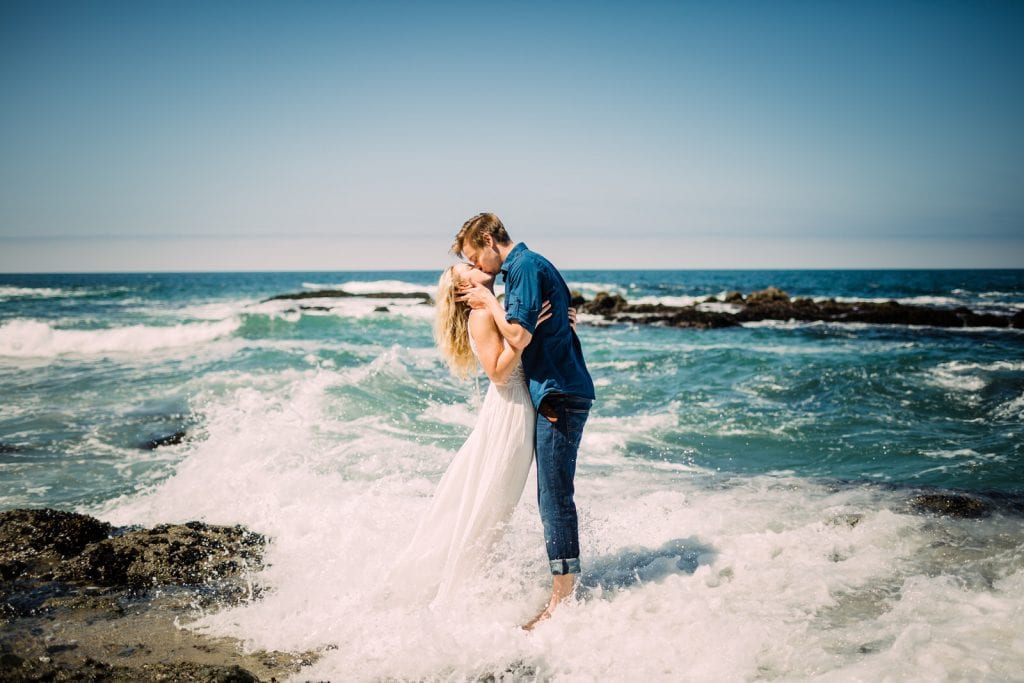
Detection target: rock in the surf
<box><xmin>909</xmin><ymin>493</ymin><xmax>991</xmax><ymax>518</ymax></box>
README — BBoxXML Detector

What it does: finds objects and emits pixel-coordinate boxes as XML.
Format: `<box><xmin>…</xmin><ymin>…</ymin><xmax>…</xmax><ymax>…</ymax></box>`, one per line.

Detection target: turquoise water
<box><xmin>3</xmin><ymin>269</ymin><xmax>1024</xmax><ymax>680</ymax></box>
<box><xmin>2</xmin><ymin>270</ymin><xmax>1022</xmax><ymax>509</ymax></box>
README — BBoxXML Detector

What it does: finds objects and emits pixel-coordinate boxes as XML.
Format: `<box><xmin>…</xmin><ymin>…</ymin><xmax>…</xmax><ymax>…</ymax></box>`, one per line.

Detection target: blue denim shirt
<box><xmin>502</xmin><ymin>242</ymin><xmax>595</xmax><ymax>408</ymax></box>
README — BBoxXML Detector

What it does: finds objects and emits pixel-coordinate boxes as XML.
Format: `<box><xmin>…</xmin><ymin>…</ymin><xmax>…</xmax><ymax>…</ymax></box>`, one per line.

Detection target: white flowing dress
<box><xmin>393</xmin><ymin>342</ymin><xmax>535</xmax><ymax>604</ymax></box>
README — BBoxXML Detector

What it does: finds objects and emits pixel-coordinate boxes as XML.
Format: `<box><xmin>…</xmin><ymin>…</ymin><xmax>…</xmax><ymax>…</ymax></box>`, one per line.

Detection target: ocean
<box><xmin>2</xmin><ymin>269</ymin><xmax>1023</xmax><ymax>680</ymax></box>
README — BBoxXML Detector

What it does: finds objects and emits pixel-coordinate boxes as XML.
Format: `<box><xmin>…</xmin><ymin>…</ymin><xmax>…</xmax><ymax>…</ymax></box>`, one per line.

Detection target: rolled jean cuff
<box><xmin>549</xmin><ymin>558</ymin><xmax>581</xmax><ymax>575</ymax></box>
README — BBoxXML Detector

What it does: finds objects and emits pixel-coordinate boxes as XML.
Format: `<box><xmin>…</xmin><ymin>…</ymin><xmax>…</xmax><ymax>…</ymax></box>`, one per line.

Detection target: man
<box><xmin>453</xmin><ymin>212</ymin><xmax>595</xmax><ymax>630</ymax></box>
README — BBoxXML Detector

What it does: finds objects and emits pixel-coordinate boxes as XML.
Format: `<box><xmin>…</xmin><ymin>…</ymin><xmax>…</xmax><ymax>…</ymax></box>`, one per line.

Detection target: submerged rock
<box><xmin>909</xmin><ymin>493</ymin><xmax>991</xmax><ymax>518</ymax></box>
<box><xmin>139</xmin><ymin>428</ymin><xmax>188</xmax><ymax>450</ymax></box>
<box><xmin>264</xmin><ymin>288</ymin><xmax>432</xmax><ymax>303</ymax></box>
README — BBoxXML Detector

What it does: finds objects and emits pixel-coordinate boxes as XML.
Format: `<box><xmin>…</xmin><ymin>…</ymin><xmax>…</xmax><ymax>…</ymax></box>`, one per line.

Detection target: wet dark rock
<box><xmin>617</xmin><ymin>309</ymin><xmax>741</xmax><ymax>330</ymax></box>
<box><xmin>0</xmin><ymin>443</ymin><xmax>22</xmax><ymax>454</ymax></box>
<box><xmin>374</xmin><ymin>306</ymin><xmax>390</xmax><ymax>313</ymax></box>
<box><xmin>264</xmin><ymin>289</ymin><xmax>431</xmax><ymax>303</ymax></box>
<box><xmin>0</xmin><ymin>654</ymin><xmax>262</xmax><ymax>683</ymax></box>
<box><xmin>56</xmin><ymin>522</ymin><xmax>264</xmax><ymax>589</ymax></box>
<box><xmin>580</xmin><ymin>291</ymin><xmax>628</xmax><ymax>315</ymax></box>
<box><xmin>0</xmin><ymin>510</ymin><xmax>295</xmax><ymax>680</ymax></box>
<box><xmin>746</xmin><ymin>287</ymin><xmax>790</xmax><ymax>305</ymax></box>
<box><xmin>909</xmin><ymin>493</ymin><xmax>991</xmax><ymax>519</ymax></box>
<box><xmin>139</xmin><ymin>428</ymin><xmax>188</xmax><ymax>450</ymax></box>
<box><xmin>570</xmin><ymin>290</ymin><xmax>586</xmax><ymax>309</ymax></box>
<box><xmin>1</xmin><ymin>509</ymin><xmax>264</xmax><ymax>593</ymax></box>
<box><xmin>0</xmin><ymin>509</ymin><xmax>112</xmax><ymax>567</ymax></box>
<box><xmin>571</xmin><ymin>289</ymin><xmax>1020</xmax><ymax>330</ymax></box>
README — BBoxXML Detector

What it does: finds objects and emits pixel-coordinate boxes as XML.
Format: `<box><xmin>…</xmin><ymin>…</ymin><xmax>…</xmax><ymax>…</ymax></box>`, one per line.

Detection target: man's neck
<box><xmin>497</xmin><ymin>241</ymin><xmax>518</xmax><ymax>266</ymax></box>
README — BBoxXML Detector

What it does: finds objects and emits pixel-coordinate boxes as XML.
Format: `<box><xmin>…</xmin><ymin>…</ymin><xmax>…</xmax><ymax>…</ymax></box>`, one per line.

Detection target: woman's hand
<box><xmin>536</xmin><ymin>300</ymin><xmax>553</xmax><ymax>326</ymax></box>
<box><xmin>535</xmin><ymin>302</ymin><xmax>577</xmax><ymax>331</ymax></box>
<box><xmin>457</xmin><ymin>282</ymin><xmax>495</xmax><ymax>310</ymax></box>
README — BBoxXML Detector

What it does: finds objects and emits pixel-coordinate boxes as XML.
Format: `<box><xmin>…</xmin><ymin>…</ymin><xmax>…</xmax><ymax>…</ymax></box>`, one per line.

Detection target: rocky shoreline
<box><xmin>0</xmin><ymin>509</ymin><xmax>312</xmax><ymax>682</ymax></box>
<box><xmin>2</xmin><ymin>489</ymin><xmax>1020</xmax><ymax>680</ymax></box>
<box><xmin>572</xmin><ymin>287</ymin><xmax>1024</xmax><ymax>330</ymax></box>
<box><xmin>260</xmin><ymin>286</ymin><xmax>1023</xmax><ymax>330</ymax></box>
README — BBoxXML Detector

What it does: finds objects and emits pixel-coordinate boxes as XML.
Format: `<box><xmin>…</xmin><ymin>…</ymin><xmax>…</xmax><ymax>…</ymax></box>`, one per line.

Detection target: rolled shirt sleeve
<box><xmin>503</xmin><ymin>260</ymin><xmax>542</xmax><ymax>335</ymax></box>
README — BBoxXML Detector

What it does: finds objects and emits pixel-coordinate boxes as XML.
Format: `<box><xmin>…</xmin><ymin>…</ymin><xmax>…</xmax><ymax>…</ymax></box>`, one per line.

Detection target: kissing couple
<box><xmin>392</xmin><ymin>212</ymin><xmax>595</xmax><ymax>630</ymax></box>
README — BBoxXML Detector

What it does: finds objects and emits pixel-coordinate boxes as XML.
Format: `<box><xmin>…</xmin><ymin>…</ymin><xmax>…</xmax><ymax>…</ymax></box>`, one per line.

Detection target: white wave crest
<box><xmin>247</xmin><ymin>296</ymin><xmax>436</xmax><ymax>321</ymax></box>
<box><xmin>0</xmin><ymin>285</ymin><xmax>135</xmax><ymax>300</ymax></box>
<box><xmin>629</xmin><ymin>294</ymin><xmax>705</xmax><ymax>307</ymax></box>
<box><xmin>0</xmin><ymin>318</ymin><xmax>241</xmax><ymax>358</ymax></box>
<box><xmin>567</xmin><ymin>281</ymin><xmax>626</xmax><ymax>297</ymax></box>
<box><xmin>993</xmin><ymin>393</ymin><xmax>1024</xmax><ymax>420</ymax></box>
<box><xmin>302</xmin><ymin>279</ymin><xmax>431</xmax><ymax>295</ymax></box>
<box><xmin>0</xmin><ymin>286</ymin><xmax>68</xmax><ymax>298</ymax></box>
<box><xmin>921</xmin><ymin>448</ymin><xmax>980</xmax><ymax>459</ymax></box>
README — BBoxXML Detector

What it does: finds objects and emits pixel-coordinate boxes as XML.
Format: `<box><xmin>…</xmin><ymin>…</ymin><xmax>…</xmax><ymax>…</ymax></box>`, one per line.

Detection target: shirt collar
<box><xmin>500</xmin><ymin>242</ymin><xmax>528</xmax><ymax>277</ymax></box>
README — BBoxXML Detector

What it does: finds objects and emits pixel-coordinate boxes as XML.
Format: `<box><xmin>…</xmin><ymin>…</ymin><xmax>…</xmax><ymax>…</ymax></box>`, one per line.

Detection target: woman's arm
<box><xmin>468</xmin><ymin>303</ymin><xmax>553</xmax><ymax>385</ymax></box>
<box><xmin>459</xmin><ymin>284</ymin><xmax>533</xmax><ymax>350</ymax></box>
<box><xmin>468</xmin><ymin>310</ymin><xmax>522</xmax><ymax>386</ymax></box>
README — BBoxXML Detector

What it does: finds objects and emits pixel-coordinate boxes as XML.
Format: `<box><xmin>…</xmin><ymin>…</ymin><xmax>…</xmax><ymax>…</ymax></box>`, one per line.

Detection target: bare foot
<box><xmin>521</xmin><ymin>605</ymin><xmax>553</xmax><ymax>631</ymax></box>
<box><xmin>522</xmin><ymin>574</ymin><xmax>576</xmax><ymax>631</ymax></box>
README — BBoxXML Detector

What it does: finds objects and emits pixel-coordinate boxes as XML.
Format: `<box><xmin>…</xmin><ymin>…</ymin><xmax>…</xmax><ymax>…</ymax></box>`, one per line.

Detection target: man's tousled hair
<box><xmin>451</xmin><ymin>212</ymin><xmax>511</xmax><ymax>258</ymax></box>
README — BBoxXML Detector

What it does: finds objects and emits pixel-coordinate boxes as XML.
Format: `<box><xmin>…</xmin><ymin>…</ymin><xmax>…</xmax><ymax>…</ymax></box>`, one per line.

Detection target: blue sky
<box><xmin>1</xmin><ymin>1</ymin><xmax>1022</xmax><ymax>271</ymax></box>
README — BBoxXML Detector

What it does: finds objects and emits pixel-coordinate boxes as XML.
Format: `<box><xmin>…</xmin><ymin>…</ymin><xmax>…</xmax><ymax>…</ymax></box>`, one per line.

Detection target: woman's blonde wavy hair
<box><xmin>434</xmin><ymin>265</ymin><xmax>477</xmax><ymax>378</ymax></box>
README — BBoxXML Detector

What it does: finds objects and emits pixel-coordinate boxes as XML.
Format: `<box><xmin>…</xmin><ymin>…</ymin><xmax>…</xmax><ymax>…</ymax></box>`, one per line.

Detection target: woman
<box><xmin>392</xmin><ymin>262</ymin><xmax>556</xmax><ymax>605</ymax></box>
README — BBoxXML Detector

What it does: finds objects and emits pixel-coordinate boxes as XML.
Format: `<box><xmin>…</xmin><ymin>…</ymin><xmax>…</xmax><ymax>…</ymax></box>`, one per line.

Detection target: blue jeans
<box><xmin>535</xmin><ymin>393</ymin><xmax>592</xmax><ymax>575</ymax></box>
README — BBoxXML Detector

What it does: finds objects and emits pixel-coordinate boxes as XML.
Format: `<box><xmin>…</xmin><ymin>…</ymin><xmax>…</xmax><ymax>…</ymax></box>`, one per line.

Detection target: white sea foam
<box><xmin>629</xmin><ymin>294</ymin><xmax>706</xmax><ymax>307</ymax></box>
<box><xmin>696</xmin><ymin>301</ymin><xmax>742</xmax><ymax>314</ymax></box>
<box><xmin>245</xmin><ymin>295</ymin><xmax>436</xmax><ymax>321</ymax></box>
<box><xmin>175</xmin><ymin>300</ymin><xmax>255</xmax><ymax>321</ymax></box>
<box><xmin>302</xmin><ymin>279</ymin><xmax>431</xmax><ymax>295</ymax></box>
<box><xmin>0</xmin><ymin>318</ymin><xmax>241</xmax><ymax>358</ymax></box>
<box><xmin>993</xmin><ymin>393</ymin><xmax>1024</xmax><ymax>421</ymax></box>
<box><xmin>85</xmin><ymin>350</ymin><xmax>1024</xmax><ymax>681</ymax></box>
<box><xmin>418</xmin><ymin>401</ymin><xmax>479</xmax><ymax>429</ymax></box>
<box><xmin>924</xmin><ymin>366</ymin><xmax>986</xmax><ymax>393</ymax></box>
<box><xmin>742</xmin><ymin>318</ymin><xmax>1023</xmax><ymax>335</ymax></box>
<box><xmin>940</xmin><ymin>360</ymin><xmax>1024</xmax><ymax>373</ymax></box>
<box><xmin>566</xmin><ymin>281</ymin><xmax>625</xmax><ymax>297</ymax></box>
<box><xmin>921</xmin><ymin>448</ymin><xmax>980</xmax><ymax>459</ymax></box>
<box><xmin>0</xmin><ymin>285</ymin><xmax>134</xmax><ymax>301</ymax></box>
<box><xmin>827</xmin><ymin>295</ymin><xmax>964</xmax><ymax>307</ymax></box>
<box><xmin>0</xmin><ymin>286</ymin><xmax>69</xmax><ymax>299</ymax></box>
<box><xmin>923</xmin><ymin>360</ymin><xmax>1024</xmax><ymax>395</ymax></box>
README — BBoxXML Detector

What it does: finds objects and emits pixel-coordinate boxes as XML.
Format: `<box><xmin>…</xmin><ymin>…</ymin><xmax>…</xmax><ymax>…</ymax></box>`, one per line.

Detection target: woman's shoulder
<box><xmin>468</xmin><ymin>308</ymin><xmax>499</xmax><ymax>339</ymax></box>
